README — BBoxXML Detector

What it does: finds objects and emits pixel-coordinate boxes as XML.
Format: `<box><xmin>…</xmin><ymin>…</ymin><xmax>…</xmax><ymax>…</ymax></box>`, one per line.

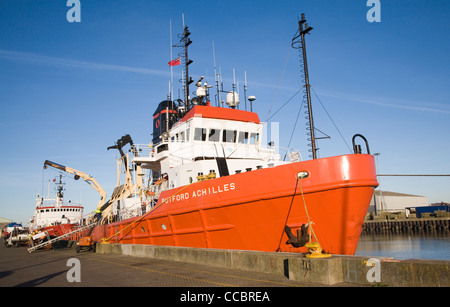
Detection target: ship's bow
<box><xmin>279</xmin><ymin>154</ymin><xmax>378</xmax><ymax>255</ymax></box>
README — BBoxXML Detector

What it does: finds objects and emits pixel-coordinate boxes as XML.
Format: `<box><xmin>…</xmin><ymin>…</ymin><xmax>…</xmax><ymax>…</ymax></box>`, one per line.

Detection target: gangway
<box><xmin>27</xmin><ymin>222</ymin><xmax>97</xmax><ymax>253</ymax></box>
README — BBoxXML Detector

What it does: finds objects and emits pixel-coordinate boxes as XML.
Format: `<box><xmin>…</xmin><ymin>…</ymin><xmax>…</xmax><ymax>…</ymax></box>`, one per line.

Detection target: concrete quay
<box><xmin>0</xmin><ymin>242</ymin><xmax>317</xmax><ymax>288</ymax></box>
<box><xmin>97</xmin><ymin>243</ymin><xmax>450</xmax><ymax>287</ymax></box>
<box><xmin>363</xmin><ymin>217</ymin><xmax>450</xmax><ymax>232</ymax></box>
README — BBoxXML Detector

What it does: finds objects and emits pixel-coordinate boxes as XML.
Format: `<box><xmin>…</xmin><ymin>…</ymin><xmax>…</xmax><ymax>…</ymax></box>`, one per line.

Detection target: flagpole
<box><xmin>170</xmin><ymin>19</ymin><xmax>173</xmax><ymax>101</ymax></box>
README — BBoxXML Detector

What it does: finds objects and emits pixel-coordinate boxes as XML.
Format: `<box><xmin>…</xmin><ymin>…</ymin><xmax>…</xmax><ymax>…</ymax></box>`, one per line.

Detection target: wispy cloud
<box><xmin>0</xmin><ymin>49</ymin><xmax>300</xmax><ymax>91</ymax></box>
<box><xmin>0</xmin><ymin>49</ymin><xmax>170</xmax><ymax>77</ymax></box>
<box><xmin>2</xmin><ymin>49</ymin><xmax>447</xmax><ymax>116</ymax></box>
<box><xmin>319</xmin><ymin>91</ymin><xmax>450</xmax><ymax>115</ymax></box>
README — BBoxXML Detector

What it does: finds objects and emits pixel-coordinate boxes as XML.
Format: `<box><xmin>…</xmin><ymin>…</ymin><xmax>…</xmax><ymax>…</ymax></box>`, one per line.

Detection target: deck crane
<box><xmin>101</xmin><ymin>134</ymin><xmax>144</xmax><ymax>212</ymax></box>
<box><xmin>43</xmin><ymin>160</ymin><xmax>107</xmax><ymax>212</ymax></box>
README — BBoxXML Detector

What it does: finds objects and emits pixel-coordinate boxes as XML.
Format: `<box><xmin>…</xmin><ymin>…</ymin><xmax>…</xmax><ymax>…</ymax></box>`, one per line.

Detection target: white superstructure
<box><xmin>133</xmin><ymin>104</ymin><xmax>301</xmax><ymax>191</ymax></box>
<box><xmin>30</xmin><ymin>173</ymin><xmax>83</xmax><ymax>230</ymax></box>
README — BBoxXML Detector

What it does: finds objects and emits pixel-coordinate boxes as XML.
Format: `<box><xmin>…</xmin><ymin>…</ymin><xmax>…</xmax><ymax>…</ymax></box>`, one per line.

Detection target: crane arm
<box><xmin>43</xmin><ymin>160</ymin><xmax>107</xmax><ymax>210</ymax></box>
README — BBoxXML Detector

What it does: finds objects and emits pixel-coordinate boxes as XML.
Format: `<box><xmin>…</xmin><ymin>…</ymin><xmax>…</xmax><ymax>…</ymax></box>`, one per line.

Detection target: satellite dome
<box><xmin>226</xmin><ymin>91</ymin><xmax>239</xmax><ymax>107</ymax></box>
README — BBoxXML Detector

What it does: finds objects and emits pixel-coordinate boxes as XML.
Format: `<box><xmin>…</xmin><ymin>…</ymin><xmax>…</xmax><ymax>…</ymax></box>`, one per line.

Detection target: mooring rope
<box><xmin>102</xmin><ymin>182</ymin><xmax>194</xmax><ymax>243</ymax></box>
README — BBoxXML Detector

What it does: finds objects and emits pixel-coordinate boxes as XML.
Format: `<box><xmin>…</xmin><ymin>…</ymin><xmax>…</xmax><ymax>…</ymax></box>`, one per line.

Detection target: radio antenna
<box><xmin>244</xmin><ymin>70</ymin><xmax>248</xmax><ymax>111</ymax></box>
<box><xmin>212</xmin><ymin>41</ymin><xmax>221</xmax><ymax>107</ymax></box>
<box><xmin>169</xmin><ymin>19</ymin><xmax>173</xmax><ymax>101</ymax></box>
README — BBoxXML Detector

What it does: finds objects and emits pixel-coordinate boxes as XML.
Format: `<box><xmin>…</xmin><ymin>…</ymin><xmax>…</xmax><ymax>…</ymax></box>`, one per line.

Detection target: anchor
<box><xmin>285</xmin><ymin>224</ymin><xmax>309</xmax><ymax>248</ymax></box>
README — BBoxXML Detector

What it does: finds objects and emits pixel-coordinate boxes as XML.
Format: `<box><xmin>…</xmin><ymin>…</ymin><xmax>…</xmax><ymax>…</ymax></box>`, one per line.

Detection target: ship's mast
<box><xmin>179</xmin><ymin>25</ymin><xmax>193</xmax><ymax>110</ymax></box>
<box><xmin>56</xmin><ymin>173</ymin><xmax>64</xmax><ymax>206</ymax></box>
<box><xmin>292</xmin><ymin>13</ymin><xmax>317</xmax><ymax>159</ymax></box>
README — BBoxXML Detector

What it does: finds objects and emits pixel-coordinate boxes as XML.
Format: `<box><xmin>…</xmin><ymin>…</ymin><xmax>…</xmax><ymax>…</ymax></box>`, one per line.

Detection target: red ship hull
<box><xmin>34</xmin><ymin>223</ymin><xmax>78</xmax><ymax>239</ymax></box>
<box><xmin>87</xmin><ymin>154</ymin><xmax>377</xmax><ymax>255</ymax></box>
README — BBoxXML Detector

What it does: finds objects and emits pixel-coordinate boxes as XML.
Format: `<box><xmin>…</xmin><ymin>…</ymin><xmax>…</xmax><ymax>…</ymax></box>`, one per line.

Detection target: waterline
<box><xmin>356</xmin><ymin>230</ymin><xmax>450</xmax><ymax>260</ymax></box>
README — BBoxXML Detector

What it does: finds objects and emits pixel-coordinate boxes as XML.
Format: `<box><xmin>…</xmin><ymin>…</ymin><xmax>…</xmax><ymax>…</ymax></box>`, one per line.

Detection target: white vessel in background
<box><xmin>30</xmin><ymin>173</ymin><xmax>84</xmax><ymax>237</ymax></box>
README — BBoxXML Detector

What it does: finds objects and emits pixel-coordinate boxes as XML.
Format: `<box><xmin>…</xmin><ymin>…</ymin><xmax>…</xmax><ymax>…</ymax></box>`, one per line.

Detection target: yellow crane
<box><xmin>43</xmin><ymin>160</ymin><xmax>107</xmax><ymax>212</ymax></box>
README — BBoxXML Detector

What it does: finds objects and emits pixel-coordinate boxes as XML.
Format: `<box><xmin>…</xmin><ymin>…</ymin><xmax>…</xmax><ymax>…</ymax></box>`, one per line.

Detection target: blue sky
<box><xmin>1</xmin><ymin>0</ymin><xmax>449</xmax><ymax>224</ymax></box>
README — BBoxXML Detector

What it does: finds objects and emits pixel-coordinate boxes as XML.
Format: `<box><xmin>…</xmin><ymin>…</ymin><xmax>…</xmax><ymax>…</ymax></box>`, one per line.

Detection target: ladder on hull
<box><xmin>27</xmin><ymin>222</ymin><xmax>97</xmax><ymax>253</ymax></box>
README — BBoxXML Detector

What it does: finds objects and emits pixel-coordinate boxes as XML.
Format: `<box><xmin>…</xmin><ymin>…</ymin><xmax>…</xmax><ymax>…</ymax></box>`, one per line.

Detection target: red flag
<box><xmin>168</xmin><ymin>57</ymin><xmax>181</xmax><ymax>67</ymax></box>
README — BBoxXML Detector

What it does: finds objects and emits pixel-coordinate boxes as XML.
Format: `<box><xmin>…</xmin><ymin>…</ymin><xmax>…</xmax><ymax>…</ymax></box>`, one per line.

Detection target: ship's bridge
<box><xmin>134</xmin><ymin>105</ymin><xmax>282</xmax><ymax>167</ymax></box>
<box><xmin>133</xmin><ymin>105</ymin><xmax>299</xmax><ymax>188</ymax></box>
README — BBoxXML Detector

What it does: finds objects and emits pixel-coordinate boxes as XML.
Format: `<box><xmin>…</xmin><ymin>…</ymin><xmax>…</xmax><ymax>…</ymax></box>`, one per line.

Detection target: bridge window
<box><xmin>223</xmin><ymin>130</ymin><xmax>237</xmax><ymax>143</ymax></box>
<box><xmin>157</xmin><ymin>144</ymin><xmax>168</xmax><ymax>153</ymax></box>
<box><xmin>194</xmin><ymin>128</ymin><xmax>207</xmax><ymax>141</ymax></box>
<box><xmin>249</xmin><ymin>133</ymin><xmax>259</xmax><ymax>145</ymax></box>
<box><xmin>238</xmin><ymin>132</ymin><xmax>249</xmax><ymax>144</ymax></box>
<box><xmin>208</xmin><ymin>129</ymin><xmax>220</xmax><ymax>142</ymax></box>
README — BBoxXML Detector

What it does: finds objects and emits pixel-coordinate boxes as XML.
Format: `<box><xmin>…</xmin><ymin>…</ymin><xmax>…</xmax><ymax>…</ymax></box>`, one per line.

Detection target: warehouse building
<box><xmin>368</xmin><ymin>190</ymin><xmax>428</xmax><ymax>214</ymax></box>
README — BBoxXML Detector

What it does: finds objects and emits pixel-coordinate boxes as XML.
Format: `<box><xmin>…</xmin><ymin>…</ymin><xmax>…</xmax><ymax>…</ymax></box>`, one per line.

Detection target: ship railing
<box><xmin>133</xmin><ymin>143</ymin><xmax>302</xmax><ymax>162</ymax></box>
<box><xmin>133</xmin><ymin>143</ymin><xmax>152</xmax><ymax>155</ymax></box>
<box><xmin>36</xmin><ymin>199</ymin><xmax>83</xmax><ymax>208</ymax></box>
<box><xmin>263</xmin><ymin>146</ymin><xmax>304</xmax><ymax>162</ymax></box>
